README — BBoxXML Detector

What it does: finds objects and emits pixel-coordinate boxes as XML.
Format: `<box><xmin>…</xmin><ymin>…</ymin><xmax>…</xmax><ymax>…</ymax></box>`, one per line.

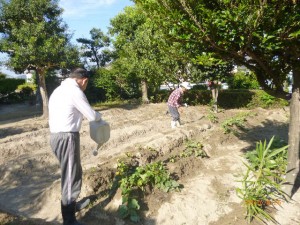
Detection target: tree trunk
<box><xmin>284</xmin><ymin>69</ymin><xmax>300</xmax><ymax>197</ymax></box>
<box><xmin>141</xmin><ymin>79</ymin><xmax>149</xmax><ymax>104</ymax></box>
<box><xmin>37</xmin><ymin>69</ymin><xmax>49</xmax><ymax>119</ymax></box>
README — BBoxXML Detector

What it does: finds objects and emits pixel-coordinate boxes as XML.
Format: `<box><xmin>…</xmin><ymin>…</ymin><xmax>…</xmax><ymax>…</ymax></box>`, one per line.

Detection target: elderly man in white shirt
<box><xmin>49</xmin><ymin>68</ymin><xmax>101</xmax><ymax>225</ymax></box>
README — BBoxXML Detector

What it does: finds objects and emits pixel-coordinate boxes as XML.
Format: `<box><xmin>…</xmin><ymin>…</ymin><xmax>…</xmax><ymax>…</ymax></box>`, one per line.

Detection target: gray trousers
<box><xmin>168</xmin><ymin>105</ymin><xmax>180</xmax><ymax>121</ymax></box>
<box><xmin>50</xmin><ymin>132</ymin><xmax>82</xmax><ymax>206</ymax></box>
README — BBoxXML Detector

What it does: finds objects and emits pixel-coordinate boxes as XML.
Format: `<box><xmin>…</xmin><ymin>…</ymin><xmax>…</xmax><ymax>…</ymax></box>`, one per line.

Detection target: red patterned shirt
<box><xmin>167</xmin><ymin>88</ymin><xmax>183</xmax><ymax>108</ymax></box>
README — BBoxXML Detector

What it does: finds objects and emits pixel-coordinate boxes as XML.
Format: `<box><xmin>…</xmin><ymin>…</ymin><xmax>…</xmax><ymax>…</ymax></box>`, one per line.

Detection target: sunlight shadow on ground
<box><xmin>0</xmin><ymin>154</ymin><xmax>60</xmax><ymax>220</ymax></box>
<box><xmin>237</xmin><ymin>119</ymin><xmax>289</xmax><ymax>153</ymax></box>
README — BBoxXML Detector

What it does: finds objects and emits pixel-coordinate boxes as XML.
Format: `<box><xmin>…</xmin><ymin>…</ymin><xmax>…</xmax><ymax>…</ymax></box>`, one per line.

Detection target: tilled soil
<box><xmin>0</xmin><ymin>103</ymin><xmax>299</xmax><ymax>225</ymax></box>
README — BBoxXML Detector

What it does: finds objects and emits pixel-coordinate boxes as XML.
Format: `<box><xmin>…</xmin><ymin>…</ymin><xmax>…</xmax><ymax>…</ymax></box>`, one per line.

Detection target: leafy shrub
<box><xmin>17</xmin><ymin>83</ymin><xmax>36</xmax><ymax>95</ymax></box>
<box><xmin>151</xmin><ymin>89</ymin><xmax>288</xmax><ymax>109</ymax></box>
<box><xmin>168</xmin><ymin>140</ymin><xmax>209</xmax><ymax>163</ymax></box>
<box><xmin>0</xmin><ymin>92</ymin><xmax>23</xmax><ymax>104</ymax></box>
<box><xmin>206</xmin><ymin>109</ymin><xmax>219</xmax><ymax>123</ymax></box>
<box><xmin>221</xmin><ymin>111</ymin><xmax>255</xmax><ymax>134</ymax></box>
<box><xmin>15</xmin><ymin>83</ymin><xmax>37</xmax><ymax>104</ymax></box>
<box><xmin>247</xmin><ymin>91</ymin><xmax>288</xmax><ymax>108</ymax></box>
<box><xmin>191</xmin><ymin>83</ymin><xmax>208</xmax><ymax>90</ymax></box>
<box><xmin>116</xmin><ymin>160</ymin><xmax>180</xmax><ymax>222</ymax></box>
<box><xmin>245</xmin><ymin>137</ymin><xmax>288</xmax><ymax>182</ymax></box>
<box><xmin>0</xmin><ymin>78</ymin><xmax>25</xmax><ymax>96</ymax></box>
<box><xmin>228</xmin><ymin>71</ymin><xmax>260</xmax><ymax>89</ymax></box>
<box><xmin>217</xmin><ymin>90</ymin><xmax>254</xmax><ymax>108</ymax></box>
<box><xmin>94</xmin><ymin>68</ymin><xmax>140</xmax><ymax>101</ymax></box>
<box><xmin>236</xmin><ymin>136</ymin><xmax>288</xmax><ymax>223</ymax></box>
<box><xmin>0</xmin><ymin>77</ymin><xmax>28</xmax><ymax>104</ymax></box>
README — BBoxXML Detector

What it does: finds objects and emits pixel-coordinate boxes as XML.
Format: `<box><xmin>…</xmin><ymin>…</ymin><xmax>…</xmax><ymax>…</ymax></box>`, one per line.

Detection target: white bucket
<box><xmin>89</xmin><ymin>120</ymin><xmax>110</xmax><ymax>144</ymax></box>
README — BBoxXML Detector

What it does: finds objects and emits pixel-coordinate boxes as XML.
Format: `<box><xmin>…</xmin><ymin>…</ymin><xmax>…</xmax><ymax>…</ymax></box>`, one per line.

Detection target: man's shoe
<box><xmin>175</xmin><ymin>120</ymin><xmax>181</xmax><ymax>127</ymax></box>
<box><xmin>61</xmin><ymin>201</ymin><xmax>85</xmax><ymax>225</ymax></box>
<box><xmin>76</xmin><ymin>198</ymin><xmax>90</xmax><ymax>211</ymax></box>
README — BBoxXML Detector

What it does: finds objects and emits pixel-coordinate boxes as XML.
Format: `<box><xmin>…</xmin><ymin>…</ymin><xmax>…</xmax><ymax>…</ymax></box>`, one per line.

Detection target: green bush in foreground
<box><xmin>116</xmin><ymin>161</ymin><xmax>180</xmax><ymax>222</ymax></box>
<box><xmin>236</xmin><ymin>136</ymin><xmax>288</xmax><ymax>224</ymax></box>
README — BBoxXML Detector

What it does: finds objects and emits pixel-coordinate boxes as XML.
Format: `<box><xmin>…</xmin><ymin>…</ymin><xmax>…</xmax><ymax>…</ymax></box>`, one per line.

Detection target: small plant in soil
<box><xmin>168</xmin><ymin>140</ymin><xmax>209</xmax><ymax>163</ymax></box>
<box><xmin>184</xmin><ymin>140</ymin><xmax>209</xmax><ymax>158</ymax></box>
<box><xmin>206</xmin><ymin>110</ymin><xmax>219</xmax><ymax>123</ymax></box>
<box><xmin>236</xmin><ymin>136</ymin><xmax>288</xmax><ymax>224</ymax></box>
<box><xmin>221</xmin><ymin>111</ymin><xmax>255</xmax><ymax>134</ymax></box>
<box><xmin>116</xmin><ymin>160</ymin><xmax>181</xmax><ymax>222</ymax></box>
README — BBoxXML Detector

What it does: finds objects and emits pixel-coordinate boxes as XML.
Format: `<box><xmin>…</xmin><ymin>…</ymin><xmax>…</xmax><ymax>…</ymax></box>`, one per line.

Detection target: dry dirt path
<box><xmin>0</xmin><ymin>103</ymin><xmax>299</xmax><ymax>225</ymax></box>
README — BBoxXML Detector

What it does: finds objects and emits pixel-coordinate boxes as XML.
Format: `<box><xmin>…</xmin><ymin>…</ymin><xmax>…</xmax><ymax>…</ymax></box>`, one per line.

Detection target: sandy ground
<box><xmin>0</xmin><ymin>103</ymin><xmax>299</xmax><ymax>225</ymax></box>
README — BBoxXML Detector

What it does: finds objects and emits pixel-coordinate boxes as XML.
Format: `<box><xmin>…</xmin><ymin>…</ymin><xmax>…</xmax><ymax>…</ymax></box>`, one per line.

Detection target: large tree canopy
<box><xmin>134</xmin><ymin>0</ymin><xmax>300</xmax><ymax>93</ymax></box>
<box><xmin>109</xmin><ymin>6</ymin><xmax>169</xmax><ymax>102</ymax></box>
<box><xmin>108</xmin><ymin>5</ymin><xmax>195</xmax><ymax>102</ymax></box>
<box><xmin>0</xmin><ymin>0</ymin><xmax>80</xmax><ymax>117</ymax></box>
<box><xmin>134</xmin><ymin>0</ymin><xmax>300</xmax><ymax>196</ymax></box>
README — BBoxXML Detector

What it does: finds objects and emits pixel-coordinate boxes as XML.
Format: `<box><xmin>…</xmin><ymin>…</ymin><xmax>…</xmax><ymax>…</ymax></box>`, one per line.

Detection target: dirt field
<box><xmin>0</xmin><ymin>103</ymin><xmax>299</xmax><ymax>225</ymax></box>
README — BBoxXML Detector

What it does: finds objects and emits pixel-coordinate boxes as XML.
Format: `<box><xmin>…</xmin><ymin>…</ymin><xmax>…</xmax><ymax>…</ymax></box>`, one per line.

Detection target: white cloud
<box><xmin>59</xmin><ymin>0</ymin><xmax>117</xmax><ymax>18</ymax></box>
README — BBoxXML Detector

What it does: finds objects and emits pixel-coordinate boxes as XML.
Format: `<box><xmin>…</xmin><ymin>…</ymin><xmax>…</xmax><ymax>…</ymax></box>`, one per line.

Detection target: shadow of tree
<box><xmin>238</xmin><ymin>119</ymin><xmax>289</xmax><ymax>152</ymax></box>
<box><xmin>0</xmin><ymin>126</ymin><xmax>46</xmax><ymax>139</ymax></box>
<box><xmin>0</xmin><ymin>210</ymin><xmax>60</xmax><ymax>225</ymax></box>
<box><xmin>0</xmin><ymin>103</ymin><xmax>42</xmax><ymax>125</ymax></box>
<box><xmin>0</xmin><ymin>153</ymin><xmax>60</xmax><ymax>224</ymax></box>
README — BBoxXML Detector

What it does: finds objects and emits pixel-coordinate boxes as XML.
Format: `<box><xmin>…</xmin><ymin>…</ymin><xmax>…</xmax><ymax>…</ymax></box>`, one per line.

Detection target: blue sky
<box><xmin>60</xmin><ymin>0</ymin><xmax>134</xmax><ymax>42</ymax></box>
<box><xmin>1</xmin><ymin>0</ymin><xmax>134</xmax><ymax>77</ymax></box>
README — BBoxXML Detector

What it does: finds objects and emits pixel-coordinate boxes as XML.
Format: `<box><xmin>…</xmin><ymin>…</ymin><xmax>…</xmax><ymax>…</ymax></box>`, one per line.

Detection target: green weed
<box><xmin>236</xmin><ymin>136</ymin><xmax>288</xmax><ymax>224</ymax></box>
<box><xmin>116</xmin><ymin>160</ymin><xmax>180</xmax><ymax>222</ymax></box>
<box><xmin>168</xmin><ymin>140</ymin><xmax>209</xmax><ymax>163</ymax></box>
<box><xmin>221</xmin><ymin>111</ymin><xmax>255</xmax><ymax>134</ymax></box>
<box><xmin>207</xmin><ymin>110</ymin><xmax>219</xmax><ymax>123</ymax></box>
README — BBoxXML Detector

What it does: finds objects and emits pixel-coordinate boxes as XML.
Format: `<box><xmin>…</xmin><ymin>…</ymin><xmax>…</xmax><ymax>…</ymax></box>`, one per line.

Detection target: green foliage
<box><xmin>169</xmin><ymin>140</ymin><xmax>209</xmax><ymax>163</ymax></box>
<box><xmin>228</xmin><ymin>71</ymin><xmax>260</xmax><ymax>89</ymax></box>
<box><xmin>83</xmin><ymin>74</ymin><xmax>106</xmax><ymax>104</ymax></box>
<box><xmin>109</xmin><ymin>5</ymin><xmax>193</xmax><ymax>101</ymax></box>
<box><xmin>245</xmin><ymin>137</ymin><xmax>288</xmax><ymax>183</ymax></box>
<box><xmin>221</xmin><ymin>111</ymin><xmax>256</xmax><ymax>134</ymax></box>
<box><xmin>236</xmin><ymin>136</ymin><xmax>288</xmax><ymax>223</ymax></box>
<box><xmin>0</xmin><ymin>78</ymin><xmax>25</xmax><ymax>96</ymax></box>
<box><xmin>0</xmin><ymin>73</ymin><xmax>6</xmax><ymax>79</ymax></box>
<box><xmin>247</xmin><ymin>91</ymin><xmax>288</xmax><ymax>109</ymax></box>
<box><xmin>191</xmin><ymin>54</ymin><xmax>234</xmax><ymax>83</ymax></box>
<box><xmin>45</xmin><ymin>70</ymin><xmax>61</xmax><ymax>98</ymax></box>
<box><xmin>77</xmin><ymin>28</ymin><xmax>112</xmax><ymax>69</ymax></box>
<box><xmin>182</xmin><ymin>140</ymin><xmax>209</xmax><ymax>158</ymax></box>
<box><xmin>17</xmin><ymin>83</ymin><xmax>37</xmax><ymax>100</ymax></box>
<box><xmin>116</xmin><ymin>160</ymin><xmax>180</xmax><ymax>222</ymax></box>
<box><xmin>206</xmin><ymin>110</ymin><xmax>219</xmax><ymax>123</ymax></box>
<box><xmin>216</xmin><ymin>90</ymin><xmax>254</xmax><ymax>108</ymax></box>
<box><xmin>0</xmin><ymin>0</ymin><xmax>80</xmax><ymax>117</ymax></box>
<box><xmin>93</xmin><ymin>67</ymin><xmax>139</xmax><ymax>101</ymax></box>
<box><xmin>135</xmin><ymin>0</ymin><xmax>299</xmax><ymax>92</ymax></box>
<box><xmin>152</xmin><ymin>89</ymin><xmax>288</xmax><ymax>110</ymax></box>
<box><xmin>0</xmin><ymin>0</ymin><xmax>80</xmax><ymax>72</ymax></box>
<box><xmin>191</xmin><ymin>83</ymin><xmax>207</xmax><ymax>90</ymax></box>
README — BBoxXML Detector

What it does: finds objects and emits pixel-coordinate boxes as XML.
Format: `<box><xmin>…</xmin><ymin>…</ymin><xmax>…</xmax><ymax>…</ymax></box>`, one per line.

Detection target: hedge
<box><xmin>0</xmin><ymin>78</ymin><xmax>25</xmax><ymax>95</ymax></box>
<box><xmin>151</xmin><ymin>89</ymin><xmax>288</xmax><ymax>109</ymax></box>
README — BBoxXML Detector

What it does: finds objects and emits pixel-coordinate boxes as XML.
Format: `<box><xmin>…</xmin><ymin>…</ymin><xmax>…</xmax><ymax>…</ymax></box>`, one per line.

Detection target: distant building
<box><xmin>24</xmin><ymin>70</ymin><xmax>34</xmax><ymax>83</ymax></box>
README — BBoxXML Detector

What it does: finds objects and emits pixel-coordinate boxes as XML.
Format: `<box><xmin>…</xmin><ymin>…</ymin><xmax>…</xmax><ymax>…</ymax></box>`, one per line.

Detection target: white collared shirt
<box><xmin>49</xmin><ymin>78</ymin><xmax>102</xmax><ymax>133</ymax></box>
